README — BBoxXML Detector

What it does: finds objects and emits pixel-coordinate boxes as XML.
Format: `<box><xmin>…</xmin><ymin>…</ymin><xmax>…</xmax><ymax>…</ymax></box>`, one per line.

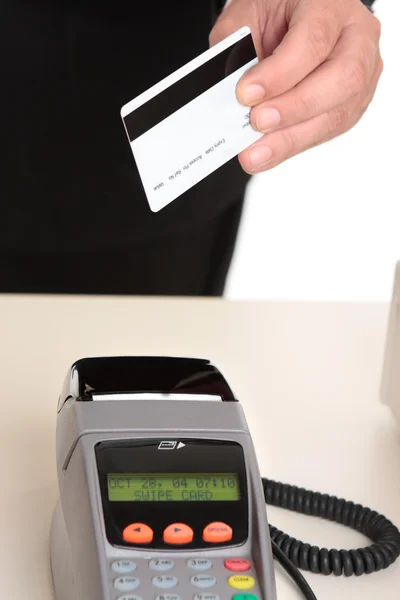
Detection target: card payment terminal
<box><xmin>50</xmin><ymin>356</ymin><xmax>277</xmax><ymax>600</ymax></box>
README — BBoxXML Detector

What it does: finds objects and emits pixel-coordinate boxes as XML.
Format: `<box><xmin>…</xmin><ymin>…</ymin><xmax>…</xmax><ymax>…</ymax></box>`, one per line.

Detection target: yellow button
<box><xmin>228</xmin><ymin>575</ymin><xmax>255</xmax><ymax>590</ymax></box>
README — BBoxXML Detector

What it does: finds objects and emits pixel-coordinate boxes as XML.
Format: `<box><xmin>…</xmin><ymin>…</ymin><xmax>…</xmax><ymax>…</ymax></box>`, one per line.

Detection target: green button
<box><xmin>232</xmin><ymin>595</ymin><xmax>258</xmax><ymax>600</ymax></box>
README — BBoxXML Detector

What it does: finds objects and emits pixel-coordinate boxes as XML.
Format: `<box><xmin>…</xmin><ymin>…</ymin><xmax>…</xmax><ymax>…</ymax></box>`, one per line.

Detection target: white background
<box><xmin>226</xmin><ymin>0</ymin><xmax>400</xmax><ymax>302</ymax></box>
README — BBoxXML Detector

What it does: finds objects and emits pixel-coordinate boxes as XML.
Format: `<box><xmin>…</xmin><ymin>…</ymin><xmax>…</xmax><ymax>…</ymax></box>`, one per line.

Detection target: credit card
<box><xmin>120</xmin><ymin>26</ymin><xmax>262</xmax><ymax>212</ymax></box>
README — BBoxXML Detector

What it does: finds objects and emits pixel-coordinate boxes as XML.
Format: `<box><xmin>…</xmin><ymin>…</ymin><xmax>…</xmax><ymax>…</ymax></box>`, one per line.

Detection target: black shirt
<box><xmin>1</xmin><ymin>0</ymin><xmax>375</xmax><ymax>253</ymax></box>
<box><xmin>1</xmin><ymin>1</ymin><xmax>249</xmax><ymax>253</ymax></box>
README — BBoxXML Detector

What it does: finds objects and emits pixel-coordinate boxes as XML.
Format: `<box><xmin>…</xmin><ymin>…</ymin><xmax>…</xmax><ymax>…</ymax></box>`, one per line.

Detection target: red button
<box><xmin>203</xmin><ymin>521</ymin><xmax>232</xmax><ymax>543</ymax></box>
<box><xmin>224</xmin><ymin>558</ymin><xmax>251</xmax><ymax>572</ymax></box>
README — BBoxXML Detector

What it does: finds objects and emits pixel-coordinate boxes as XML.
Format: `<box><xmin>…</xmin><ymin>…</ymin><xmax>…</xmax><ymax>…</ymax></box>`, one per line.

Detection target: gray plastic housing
<box><xmin>381</xmin><ymin>261</ymin><xmax>400</xmax><ymax>427</ymax></box>
<box><xmin>50</xmin><ymin>362</ymin><xmax>277</xmax><ymax>600</ymax></box>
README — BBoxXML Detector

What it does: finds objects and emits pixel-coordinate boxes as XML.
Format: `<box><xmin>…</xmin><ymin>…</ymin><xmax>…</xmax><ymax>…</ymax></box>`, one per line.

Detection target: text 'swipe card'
<box><xmin>120</xmin><ymin>27</ymin><xmax>263</xmax><ymax>212</ymax></box>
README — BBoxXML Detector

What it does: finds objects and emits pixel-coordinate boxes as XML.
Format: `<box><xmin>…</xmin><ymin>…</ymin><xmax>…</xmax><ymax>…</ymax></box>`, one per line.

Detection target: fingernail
<box><xmin>242</xmin><ymin>84</ymin><xmax>265</xmax><ymax>105</ymax></box>
<box><xmin>256</xmin><ymin>108</ymin><xmax>281</xmax><ymax>132</ymax></box>
<box><xmin>248</xmin><ymin>145</ymin><xmax>273</xmax><ymax>171</ymax></box>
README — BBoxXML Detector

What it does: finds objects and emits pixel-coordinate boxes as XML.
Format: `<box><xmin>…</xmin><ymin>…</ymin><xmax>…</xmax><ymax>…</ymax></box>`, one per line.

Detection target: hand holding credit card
<box><xmin>120</xmin><ymin>27</ymin><xmax>262</xmax><ymax>212</ymax></box>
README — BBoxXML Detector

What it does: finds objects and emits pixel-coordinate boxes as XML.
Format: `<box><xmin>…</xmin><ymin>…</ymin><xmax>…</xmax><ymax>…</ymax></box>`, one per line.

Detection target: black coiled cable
<box><xmin>263</xmin><ymin>479</ymin><xmax>400</xmax><ymax>577</ymax></box>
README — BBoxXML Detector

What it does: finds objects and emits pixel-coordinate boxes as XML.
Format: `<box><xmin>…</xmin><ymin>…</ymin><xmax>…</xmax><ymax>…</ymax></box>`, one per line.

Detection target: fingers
<box><xmin>236</xmin><ymin>0</ymin><xmax>346</xmax><ymax>106</ymax></box>
<box><xmin>249</xmin><ymin>19</ymin><xmax>382</xmax><ymax>134</ymax></box>
<box><xmin>209</xmin><ymin>0</ymin><xmax>383</xmax><ymax>174</ymax></box>
<box><xmin>238</xmin><ymin>68</ymin><xmax>380</xmax><ymax>174</ymax></box>
<box><xmin>238</xmin><ymin>108</ymin><xmax>352</xmax><ymax>174</ymax></box>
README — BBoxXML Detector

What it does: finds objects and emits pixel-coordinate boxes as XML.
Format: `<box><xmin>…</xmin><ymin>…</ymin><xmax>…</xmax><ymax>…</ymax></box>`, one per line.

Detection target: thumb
<box><xmin>209</xmin><ymin>1</ymin><xmax>264</xmax><ymax>57</ymax></box>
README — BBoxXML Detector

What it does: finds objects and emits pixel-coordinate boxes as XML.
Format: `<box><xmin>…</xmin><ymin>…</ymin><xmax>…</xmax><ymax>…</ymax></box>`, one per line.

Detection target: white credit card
<box><xmin>120</xmin><ymin>26</ymin><xmax>263</xmax><ymax>212</ymax></box>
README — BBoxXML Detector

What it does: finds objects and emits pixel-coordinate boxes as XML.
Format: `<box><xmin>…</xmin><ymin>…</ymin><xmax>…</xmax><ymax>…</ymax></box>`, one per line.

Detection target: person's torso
<box><xmin>1</xmin><ymin>1</ymin><xmax>249</xmax><ymax>252</ymax></box>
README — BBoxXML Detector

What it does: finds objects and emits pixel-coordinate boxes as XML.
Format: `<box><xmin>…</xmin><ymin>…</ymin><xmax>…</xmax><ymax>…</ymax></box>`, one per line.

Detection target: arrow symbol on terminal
<box><xmin>174</xmin><ymin>528</ymin><xmax>181</xmax><ymax>533</ymax></box>
<box><xmin>134</xmin><ymin>527</ymin><xmax>141</xmax><ymax>532</ymax></box>
<box><xmin>177</xmin><ymin>442</ymin><xmax>185</xmax><ymax>449</ymax></box>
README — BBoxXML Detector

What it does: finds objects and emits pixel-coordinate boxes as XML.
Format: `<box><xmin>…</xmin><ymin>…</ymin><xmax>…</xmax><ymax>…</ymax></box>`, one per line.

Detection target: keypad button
<box><xmin>187</xmin><ymin>558</ymin><xmax>213</xmax><ymax>570</ymax></box>
<box><xmin>117</xmin><ymin>596</ymin><xmax>143</xmax><ymax>600</ymax></box>
<box><xmin>193</xmin><ymin>595</ymin><xmax>220</xmax><ymax>600</ymax></box>
<box><xmin>111</xmin><ymin>560</ymin><xmax>137</xmax><ymax>574</ymax></box>
<box><xmin>228</xmin><ymin>575</ymin><xmax>255</xmax><ymax>590</ymax></box>
<box><xmin>163</xmin><ymin>523</ymin><xmax>194</xmax><ymax>545</ymax></box>
<box><xmin>155</xmin><ymin>596</ymin><xmax>181</xmax><ymax>600</ymax></box>
<box><xmin>113</xmin><ymin>577</ymin><xmax>140</xmax><ymax>592</ymax></box>
<box><xmin>152</xmin><ymin>575</ymin><xmax>179</xmax><ymax>589</ymax></box>
<box><xmin>122</xmin><ymin>523</ymin><xmax>153</xmax><ymax>544</ymax></box>
<box><xmin>190</xmin><ymin>575</ymin><xmax>217</xmax><ymax>588</ymax></box>
<box><xmin>149</xmin><ymin>558</ymin><xmax>175</xmax><ymax>571</ymax></box>
<box><xmin>224</xmin><ymin>559</ymin><xmax>251</xmax><ymax>572</ymax></box>
<box><xmin>232</xmin><ymin>595</ymin><xmax>258</xmax><ymax>600</ymax></box>
<box><xmin>202</xmin><ymin>522</ymin><xmax>232</xmax><ymax>543</ymax></box>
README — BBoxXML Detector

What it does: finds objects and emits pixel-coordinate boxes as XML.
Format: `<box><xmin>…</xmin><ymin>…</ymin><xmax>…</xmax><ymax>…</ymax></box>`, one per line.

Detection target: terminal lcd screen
<box><xmin>107</xmin><ymin>473</ymin><xmax>240</xmax><ymax>502</ymax></box>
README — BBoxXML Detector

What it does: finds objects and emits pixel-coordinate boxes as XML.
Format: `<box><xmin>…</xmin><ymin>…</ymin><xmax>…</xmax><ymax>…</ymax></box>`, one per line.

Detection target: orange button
<box><xmin>163</xmin><ymin>523</ymin><xmax>194</xmax><ymax>545</ymax></box>
<box><xmin>203</xmin><ymin>521</ymin><xmax>232</xmax><ymax>543</ymax></box>
<box><xmin>122</xmin><ymin>522</ymin><xmax>153</xmax><ymax>544</ymax></box>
